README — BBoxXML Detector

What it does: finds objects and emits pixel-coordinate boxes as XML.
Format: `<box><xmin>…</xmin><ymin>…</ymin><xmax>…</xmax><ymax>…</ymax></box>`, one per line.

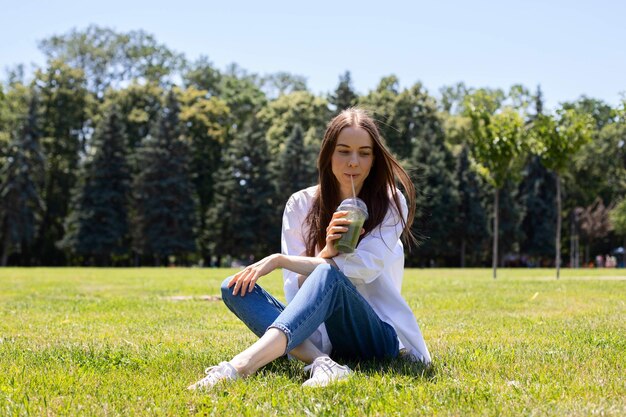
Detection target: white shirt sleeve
<box><xmin>281</xmin><ymin>194</ymin><xmax>306</xmax><ymax>303</ymax></box>
<box><xmin>333</xmin><ymin>193</ymin><xmax>407</xmax><ymax>285</ymax></box>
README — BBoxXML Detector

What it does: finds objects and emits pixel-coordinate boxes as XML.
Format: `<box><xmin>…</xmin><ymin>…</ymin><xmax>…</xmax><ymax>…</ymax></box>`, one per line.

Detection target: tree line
<box><xmin>1</xmin><ymin>25</ymin><xmax>625</xmax><ymax>269</ymax></box>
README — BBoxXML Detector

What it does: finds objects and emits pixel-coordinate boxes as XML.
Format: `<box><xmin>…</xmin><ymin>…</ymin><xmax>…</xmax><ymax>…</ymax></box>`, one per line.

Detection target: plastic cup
<box><xmin>334</xmin><ymin>198</ymin><xmax>368</xmax><ymax>254</ymax></box>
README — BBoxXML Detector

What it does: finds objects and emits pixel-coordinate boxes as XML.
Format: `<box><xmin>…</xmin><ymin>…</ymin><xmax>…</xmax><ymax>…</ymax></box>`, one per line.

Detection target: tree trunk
<box><xmin>460</xmin><ymin>238</ymin><xmax>466</xmax><ymax>268</ymax></box>
<box><xmin>569</xmin><ymin>210</ymin><xmax>576</xmax><ymax>268</ymax></box>
<box><xmin>574</xmin><ymin>233</ymin><xmax>579</xmax><ymax>268</ymax></box>
<box><xmin>570</xmin><ymin>211</ymin><xmax>575</xmax><ymax>268</ymax></box>
<box><xmin>493</xmin><ymin>188</ymin><xmax>499</xmax><ymax>279</ymax></box>
<box><xmin>202</xmin><ymin>250</ymin><xmax>212</xmax><ymax>268</ymax></box>
<box><xmin>556</xmin><ymin>173</ymin><xmax>562</xmax><ymax>279</ymax></box>
<box><xmin>1</xmin><ymin>232</ymin><xmax>10</xmax><ymax>267</ymax></box>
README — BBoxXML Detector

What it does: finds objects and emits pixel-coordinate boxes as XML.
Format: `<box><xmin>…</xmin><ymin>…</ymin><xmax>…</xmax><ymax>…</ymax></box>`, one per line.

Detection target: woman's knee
<box><xmin>308</xmin><ymin>263</ymin><xmax>343</xmax><ymax>287</ymax></box>
<box><xmin>221</xmin><ymin>276</ymin><xmax>235</xmax><ymax>300</ymax></box>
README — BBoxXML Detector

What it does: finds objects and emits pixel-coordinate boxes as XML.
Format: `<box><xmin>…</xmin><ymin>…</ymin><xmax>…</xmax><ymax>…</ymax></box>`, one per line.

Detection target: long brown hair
<box><xmin>304</xmin><ymin>108</ymin><xmax>416</xmax><ymax>256</ymax></box>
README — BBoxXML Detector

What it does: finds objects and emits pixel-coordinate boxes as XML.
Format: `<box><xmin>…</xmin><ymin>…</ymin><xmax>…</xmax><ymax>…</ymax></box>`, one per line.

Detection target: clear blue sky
<box><xmin>2</xmin><ymin>0</ymin><xmax>625</xmax><ymax>110</ymax></box>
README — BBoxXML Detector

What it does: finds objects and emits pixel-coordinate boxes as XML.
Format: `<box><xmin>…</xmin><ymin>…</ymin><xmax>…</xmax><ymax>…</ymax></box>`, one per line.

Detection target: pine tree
<box><xmin>454</xmin><ymin>145</ymin><xmax>488</xmax><ymax>267</ymax></box>
<box><xmin>177</xmin><ymin>87</ymin><xmax>230</xmax><ymax>266</ymax></box>
<box><xmin>534</xmin><ymin>85</ymin><xmax>544</xmax><ymax>118</ymax></box>
<box><xmin>34</xmin><ymin>60</ymin><xmax>90</xmax><ymax>265</ymax></box>
<box><xmin>497</xmin><ymin>178</ymin><xmax>525</xmax><ymax>264</ymax></box>
<box><xmin>275</xmin><ymin>124</ymin><xmax>316</xmax><ymax>202</ymax></box>
<box><xmin>518</xmin><ymin>156</ymin><xmax>557</xmax><ymax>263</ymax></box>
<box><xmin>409</xmin><ymin>130</ymin><xmax>459</xmax><ymax>266</ymax></box>
<box><xmin>133</xmin><ymin>91</ymin><xmax>197</xmax><ymax>264</ymax></box>
<box><xmin>360</xmin><ymin>76</ymin><xmax>408</xmax><ymax>160</ymax></box>
<box><xmin>205</xmin><ymin>117</ymin><xmax>277</xmax><ymax>264</ymax></box>
<box><xmin>58</xmin><ymin>104</ymin><xmax>131</xmax><ymax>265</ymax></box>
<box><xmin>0</xmin><ymin>94</ymin><xmax>45</xmax><ymax>266</ymax></box>
<box><xmin>407</xmin><ymin>93</ymin><xmax>460</xmax><ymax>266</ymax></box>
<box><xmin>329</xmin><ymin>71</ymin><xmax>358</xmax><ymax>114</ymax></box>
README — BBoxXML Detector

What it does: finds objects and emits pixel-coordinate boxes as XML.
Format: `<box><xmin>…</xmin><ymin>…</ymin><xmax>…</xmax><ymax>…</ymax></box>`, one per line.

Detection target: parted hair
<box><xmin>304</xmin><ymin>108</ymin><xmax>417</xmax><ymax>256</ymax></box>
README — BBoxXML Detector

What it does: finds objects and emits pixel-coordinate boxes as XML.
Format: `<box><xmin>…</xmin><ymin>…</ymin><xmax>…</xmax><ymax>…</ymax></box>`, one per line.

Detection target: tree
<box><xmin>507</xmin><ymin>84</ymin><xmax>533</xmax><ymax>116</ymax></box>
<box><xmin>566</xmin><ymin>99</ymin><xmax>626</xmax><ymax>208</ymax></box>
<box><xmin>58</xmin><ymin>104</ymin><xmax>131</xmax><ymax>265</ymax></box>
<box><xmin>497</xmin><ymin>178</ymin><xmax>525</xmax><ymax>264</ymax></box>
<box><xmin>565</xmin><ymin>99</ymin><xmax>625</xmax><ymax>266</ymax></box>
<box><xmin>218</xmin><ymin>64</ymin><xmax>267</xmax><ymax>135</ymax></box>
<box><xmin>361</xmin><ymin>79</ymin><xmax>446</xmax><ymax>162</ymax></box>
<box><xmin>271</xmin><ymin>124</ymin><xmax>316</xmax><ymax>245</ymax></box>
<box><xmin>454</xmin><ymin>145</ymin><xmax>488</xmax><ymax>266</ymax></box>
<box><xmin>204</xmin><ymin>117</ymin><xmax>277</xmax><ymax>264</ymax></box>
<box><xmin>0</xmin><ymin>85</ymin><xmax>11</xmax><ymax>161</ymax></box>
<box><xmin>1</xmin><ymin>81</ymin><xmax>36</xmax><ymax>167</ymax></box>
<box><xmin>132</xmin><ymin>90</ymin><xmax>197</xmax><ymax>264</ymax></box>
<box><xmin>393</xmin><ymin>83</ymin><xmax>444</xmax><ymax>162</ymax></box>
<box><xmin>261</xmin><ymin>71</ymin><xmax>308</xmax><ymax>99</ymax></box>
<box><xmin>275</xmin><ymin>124</ymin><xmax>316</xmax><ymax>204</ymax></box>
<box><xmin>183</xmin><ymin>56</ymin><xmax>222</xmax><ymax>97</ymax></box>
<box><xmin>531</xmin><ymin>108</ymin><xmax>593</xmax><ymax>278</ymax></box>
<box><xmin>34</xmin><ymin>60</ymin><xmax>90</xmax><ymax>265</ymax></box>
<box><xmin>177</xmin><ymin>86</ymin><xmax>230</xmax><ymax>265</ymax></box>
<box><xmin>609</xmin><ymin>198</ymin><xmax>626</xmax><ymax>263</ymax></box>
<box><xmin>439</xmin><ymin>82</ymin><xmax>470</xmax><ymax>115</ymax></box>
<box><xmin>562</xmin><ymin>96</ymin><xmax>614</xmax><ymax>131</ymax></box>
<box><xmin>464</xmin><ymin>89</ymin><xmax>527</xmax><ymax>278</ymax></box>
<box><xmin>38</xmin><ymin>25</ymin><xmax>185</xmax><ymax>98</ymax></box>
<box><xmin>258</xmin><ymin>90</ymin><xmax>330</xmax><ymax>158</ymax></box>
<box><xmin>406</xmin><ymin>85</ymin><xmax>459</xmax><ymax>266</ymax></box>
<box><xmin>0</xmin><ymin>93</ymin><xmax>45</xmax><ymax>266</ymax></box>
<box><xmin>329</xmin><ymin>71</ymin><xmax>358</xmax><ymax>114</ymax></box>
<box><xmin>516</xmin><ymin>85</ymin><xmax>554</xmax><ymax>266</ymax></box>
<box><xmin>518</xmin><ymin>156</ymin><xmax>557</xmax><ymax>263</ymax></box>
<box><xmin>533</xmin><ymin>85</ymin><xmax>545</xmax><ymax>118</ymax></box>
<box><xmin>258</xmin><ymin>90</ymin><xmax>330</xmax><ymax>201</ymax></box>
<box><xmin>359</xmin><ymin>76</ymin><xmax>409</xmax><ymax>160</ymax></box>
<box><xmin>576</xmin><ymin>198</ymin><xmax>614</xmax><ymax>265</ymax></box>
<box><xmin>104</xmin><ymin>82</ymin><xmax>163</xmax><ymax>151</ymax></box>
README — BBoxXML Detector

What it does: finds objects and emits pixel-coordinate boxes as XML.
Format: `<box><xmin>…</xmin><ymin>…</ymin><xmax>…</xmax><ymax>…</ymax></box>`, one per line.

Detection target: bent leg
<box><xmin>220</xmin><ymin>277</ymin><xmax>325</xmax><ymax>375</ymax></box>
<box><xmin>269</xmin><ymin>264</ymin><xmax>399</xmax><ymax>360</ymax></box>
<box><xmin>220</xmin><ymin>277</ymin><xmax>285</xmax><ymax>337</ymax></box>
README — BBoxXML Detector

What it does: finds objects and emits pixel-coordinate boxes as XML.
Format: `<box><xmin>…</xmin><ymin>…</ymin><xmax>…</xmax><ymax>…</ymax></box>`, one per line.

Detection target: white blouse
<box><xmin>281</xmin><ymin>185</ymin><xmax>431</xmax><ymax>364</ymax></box>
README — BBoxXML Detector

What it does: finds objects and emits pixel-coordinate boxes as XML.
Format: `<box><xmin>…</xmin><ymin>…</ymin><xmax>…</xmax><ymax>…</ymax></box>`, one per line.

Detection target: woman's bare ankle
<box><xmin>229</xmin><ymin>355</ymin><xmax>254</xmax><ymax>377</ymax></box>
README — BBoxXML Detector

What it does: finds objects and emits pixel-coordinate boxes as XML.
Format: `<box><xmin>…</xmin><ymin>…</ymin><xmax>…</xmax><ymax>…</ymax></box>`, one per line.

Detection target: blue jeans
<box><xmin>221</xmin><ymin>264</ymin><xmax>399</xmax><ymax>360</ymax></box>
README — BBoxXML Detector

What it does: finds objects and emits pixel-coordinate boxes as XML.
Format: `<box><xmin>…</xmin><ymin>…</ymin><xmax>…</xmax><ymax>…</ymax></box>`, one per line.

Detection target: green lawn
<box><xmin>1</xmin><ymin>268</ymin><xmax>624</xmax><ymax>416</ymax></box>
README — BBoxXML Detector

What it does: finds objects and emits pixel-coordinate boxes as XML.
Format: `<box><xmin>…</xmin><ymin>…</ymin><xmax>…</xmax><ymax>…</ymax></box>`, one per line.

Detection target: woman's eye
<box><xmin>360</xmin><ymin>152</ymin><xmax>372</xmax><ymax>157</ymax></box>
<box><xmin>338</xmin><ymin>150</ymin><xmax>350</xmax><ymax>154</ymax></box>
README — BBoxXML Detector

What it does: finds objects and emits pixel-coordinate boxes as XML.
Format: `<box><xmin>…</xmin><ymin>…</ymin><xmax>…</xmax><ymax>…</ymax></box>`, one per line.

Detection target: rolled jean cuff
<box><xmin>267</xmin><ymin>322</ymin><xmax>292</xmax><ymax>354</ymax></box>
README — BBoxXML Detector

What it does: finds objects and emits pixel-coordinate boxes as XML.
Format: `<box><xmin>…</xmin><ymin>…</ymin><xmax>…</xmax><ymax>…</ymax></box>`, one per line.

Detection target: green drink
<box><xmin>334</xmin><ymin>198</ymin><xmax>368</xmax><ymax>254</ymax></box>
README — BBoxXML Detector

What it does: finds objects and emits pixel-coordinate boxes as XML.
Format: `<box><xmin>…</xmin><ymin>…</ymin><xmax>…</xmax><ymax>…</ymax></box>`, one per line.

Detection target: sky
<box><xmin>2</xmin><ymin>0</ymin><xmax>625</xmax><ymax>110</ymax></box>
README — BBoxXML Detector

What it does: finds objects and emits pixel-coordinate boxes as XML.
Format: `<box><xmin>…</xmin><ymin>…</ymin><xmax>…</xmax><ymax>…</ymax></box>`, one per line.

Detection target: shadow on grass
<box><xmin>258</xmin><ymin>354</ymin><xmax>437</xmax><ymax>382</ymax></box>
<box><xmin>347</xmin><ymin>356</ymin><xmax>437</xmax><ymax>382</ymax></box>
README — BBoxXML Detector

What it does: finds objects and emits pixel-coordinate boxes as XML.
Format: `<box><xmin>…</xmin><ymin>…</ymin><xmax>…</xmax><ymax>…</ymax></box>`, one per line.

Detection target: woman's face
<box><xmin>331</xmin><ymin>126</ymin><xmax>374</xmax><ymax>199</ymax></box>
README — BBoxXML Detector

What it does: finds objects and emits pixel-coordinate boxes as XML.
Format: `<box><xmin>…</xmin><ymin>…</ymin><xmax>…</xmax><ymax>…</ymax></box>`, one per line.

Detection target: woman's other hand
<box><xmin>228</xmin><ymin>254</ymin><xmax>280</xmax><ymax>296</ymax></box>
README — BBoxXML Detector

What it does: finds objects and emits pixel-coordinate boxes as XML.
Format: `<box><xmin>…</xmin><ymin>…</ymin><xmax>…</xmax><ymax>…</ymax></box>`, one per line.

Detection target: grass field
<box><xmin>0</xmin><ymin>267</ymin><xmax>624</xmax><ymax>416</ymax></box>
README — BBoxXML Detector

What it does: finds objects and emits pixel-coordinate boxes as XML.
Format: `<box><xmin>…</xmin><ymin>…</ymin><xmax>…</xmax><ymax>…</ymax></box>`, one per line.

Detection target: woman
<box><xmin>188</xmin><ymin>108</ymin><xmax>430</xmax><ymax>390</ymax></box>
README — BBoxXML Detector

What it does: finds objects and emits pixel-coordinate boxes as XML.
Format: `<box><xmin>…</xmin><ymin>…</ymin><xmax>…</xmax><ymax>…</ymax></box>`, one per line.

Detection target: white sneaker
<box><xmin>302</xmin><ymin>356</ymin><xmax>351</xmax><ymax>387</ymax></box>
<box><xmin>187</xmin><ymin>361</ymin><xmax>239</xmax><ymax>390</ymax></box>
